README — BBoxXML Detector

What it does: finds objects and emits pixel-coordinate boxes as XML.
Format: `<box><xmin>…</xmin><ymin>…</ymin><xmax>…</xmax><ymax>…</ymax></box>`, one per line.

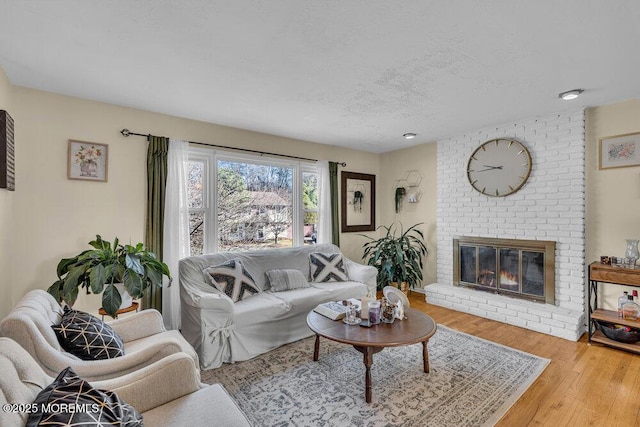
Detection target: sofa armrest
<box><xmin>182</xmin><ymin>286</ymin><xmax>235</xmax><ymax>313</ymax></box>
<box><xmin>344</xmin><ymin>258</ymin><xmax>377</xmax><ymax>293</ymax></box>
<box><xmin>107</xmin><ymin>309</ymin><xmax>166</xmax><ymax>342</ymax></box>
<box><xmin>95</xmin><ymin>352</ymin><xmax>203</xmax><ymax>413</ymax></box>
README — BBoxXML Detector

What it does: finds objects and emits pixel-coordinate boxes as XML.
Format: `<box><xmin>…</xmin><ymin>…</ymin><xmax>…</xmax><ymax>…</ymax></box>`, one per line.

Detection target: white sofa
<box><xmin>180</xmin><ymin>243</ymin><xmax>376</xmax><ymax>370</ymax></box>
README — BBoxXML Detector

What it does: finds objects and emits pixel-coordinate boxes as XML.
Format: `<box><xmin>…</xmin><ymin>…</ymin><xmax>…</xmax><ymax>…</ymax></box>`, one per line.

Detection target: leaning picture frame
<box><xmin>68</xmin><ymin>140</ymin><xmax>108</xmax><ymax>181</ymax></box>
<box><xmin>599</xmin><ymin>132</ymin><xmax>640</xmax><ymax>170</ymax></box>
<box><xmin>341</xmin><ymin>171</ymin><xmax>376</xmax><ymax>232</ymax></box>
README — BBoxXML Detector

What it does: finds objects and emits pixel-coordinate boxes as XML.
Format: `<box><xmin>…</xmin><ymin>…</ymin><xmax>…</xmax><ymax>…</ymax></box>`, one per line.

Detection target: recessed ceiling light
<box><xmin>558</xmin><ymin>89</ymin><xmax>584</xmax><ymax>100</ymax></box>
<box><xmin>403</xmin><ymin>133</ymin><xmax>417</xmax><ymax>139</ymax></box>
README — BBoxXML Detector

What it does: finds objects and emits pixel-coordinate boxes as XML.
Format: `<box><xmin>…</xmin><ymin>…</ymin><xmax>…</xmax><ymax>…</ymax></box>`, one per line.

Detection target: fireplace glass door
<box><xmin>453</xmin><ymin>237</ymin><xmax>555</xmax><ymax>304</ymax></box>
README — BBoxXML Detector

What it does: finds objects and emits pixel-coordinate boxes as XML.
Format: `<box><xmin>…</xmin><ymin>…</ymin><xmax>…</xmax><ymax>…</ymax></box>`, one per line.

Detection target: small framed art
<box><xmin>341</xmin><ymin>171</ymin><xmax>376</xmax><ymax>232</ymax></box>
<box><xmin>68</xmin><ymin>140</ymin><xmax>108</xmax><ymax>181</ymax></box>
<box><xmin>599</xmin><ymin>132</ymin><xmax>640</xmax><ymax>170</ymax></box>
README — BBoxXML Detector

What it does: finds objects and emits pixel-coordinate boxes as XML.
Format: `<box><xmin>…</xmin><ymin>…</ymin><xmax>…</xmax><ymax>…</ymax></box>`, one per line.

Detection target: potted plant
<box><xmin>48</xmin><ymin>235</ymin><xmax>171</xmax><ymax>318</ymax></box>
<box><xmin>361</xmin><ymin>223</ymin><xmax>428</xmax><ymax>292</ymax></box>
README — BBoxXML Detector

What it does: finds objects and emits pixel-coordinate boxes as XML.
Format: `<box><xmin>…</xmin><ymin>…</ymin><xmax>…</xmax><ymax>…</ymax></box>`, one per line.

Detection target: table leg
<box><xmin>313</xmin><ymin>334</ymin><xmax>320</xmax><ymax>361</ymax></box>
<box><xmin>354</xmin><ymin>346</ymin><xmax>383</xmax><ymax>403</ymax></box>
<box><xmin>422</xmin><ymin>340</ymin><xmax>430</xmax><ymax>373</ymax></box>
<box><xmin>364</xmin><ymin>348</ymin><xmax>373</xmax><ymax>403</ymax></box>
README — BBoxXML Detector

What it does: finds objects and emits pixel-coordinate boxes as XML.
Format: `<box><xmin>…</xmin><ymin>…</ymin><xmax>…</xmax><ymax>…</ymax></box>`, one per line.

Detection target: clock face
<box><xmin>467</xmin><ymin>138</ymin><xmax>532</xmax><ymax>197</ymax></box>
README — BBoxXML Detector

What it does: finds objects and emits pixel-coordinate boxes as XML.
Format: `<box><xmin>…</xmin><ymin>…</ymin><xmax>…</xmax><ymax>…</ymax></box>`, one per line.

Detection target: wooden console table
<box><xmin>588</xmin><ymin>262</ymin><xmax>640</xmax><ymax>354</ymax></box>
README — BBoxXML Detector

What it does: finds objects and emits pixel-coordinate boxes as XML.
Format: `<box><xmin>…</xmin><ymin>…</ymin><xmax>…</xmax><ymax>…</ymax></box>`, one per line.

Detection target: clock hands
<box><xmin>475</xmin><ymin>165</ymin><xmax>503</xmax><ymax>172</ymax></box>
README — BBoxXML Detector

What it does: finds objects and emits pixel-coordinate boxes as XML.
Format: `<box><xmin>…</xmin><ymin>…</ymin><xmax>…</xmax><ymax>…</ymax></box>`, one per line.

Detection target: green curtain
<box><xmin>329</xmin><ymin>161</ymin><xmax>340</xmax><ymax>246</ymax></box>
<box><xmin>143</xmin><ymin>135</ymin><xmax>169</xmax><ymax>312</ymax></box>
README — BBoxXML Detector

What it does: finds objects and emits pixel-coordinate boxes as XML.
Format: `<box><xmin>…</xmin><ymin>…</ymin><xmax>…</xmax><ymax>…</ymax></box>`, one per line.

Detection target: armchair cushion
<box><xmin>203</xmin><ymin>260</ymin><xmax>260</xmax><ymax>302</ymax></box>
<box><xmin>27</xmin><ymin>367</ymin><xmax>142</xmax><ymax>427</ymax></box>
<box><xmin>309</xmin><ymin>252</ymin><xmax>349</xmax><ymax>282</ymax></box>
<box><xmin>52</xmin><ymin>307</ymin><xmax>124</xmax><ymax>360</ymax></box>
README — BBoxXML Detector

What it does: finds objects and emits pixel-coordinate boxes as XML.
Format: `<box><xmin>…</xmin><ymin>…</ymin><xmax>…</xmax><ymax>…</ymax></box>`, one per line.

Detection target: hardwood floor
<box><xmin>408</xmin><ymin>292</ymin><xmax>640</xmax><ymax>426</ymax></box>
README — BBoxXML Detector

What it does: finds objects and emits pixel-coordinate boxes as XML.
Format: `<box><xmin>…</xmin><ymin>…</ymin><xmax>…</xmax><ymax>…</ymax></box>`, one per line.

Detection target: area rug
<box><xmin>201</xmin><ymin>325</ymin><xmax>549</xmax><ymax>426</ymax></box>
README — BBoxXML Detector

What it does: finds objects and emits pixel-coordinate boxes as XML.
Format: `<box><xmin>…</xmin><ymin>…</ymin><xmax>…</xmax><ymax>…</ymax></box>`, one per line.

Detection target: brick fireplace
<box><xmin>424</xmin><ymin>110</ymin><xmax>586</xmax><ymax>341</ymax></box>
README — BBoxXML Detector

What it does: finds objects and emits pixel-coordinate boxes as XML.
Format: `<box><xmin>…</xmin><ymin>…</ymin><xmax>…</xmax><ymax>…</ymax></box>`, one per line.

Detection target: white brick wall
<box><xmin>426</xmin><ymin>110</ymin><xmax>586</xmax><ymax>341</ymax></box>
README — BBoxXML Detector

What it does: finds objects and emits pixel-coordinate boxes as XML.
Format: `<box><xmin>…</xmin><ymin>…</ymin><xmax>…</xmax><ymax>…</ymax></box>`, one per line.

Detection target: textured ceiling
<box><xmin>1</xmin><ymin>1</ymin><xmax>639</xmax><ymax>153</ymax></box>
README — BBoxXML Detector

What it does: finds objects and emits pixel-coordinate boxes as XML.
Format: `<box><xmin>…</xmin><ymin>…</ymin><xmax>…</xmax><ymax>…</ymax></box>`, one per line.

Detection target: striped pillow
<box><xmin>309</xmin><ymin>253</ymin><xmax>349</xmax><ymax>282</ymax></box>
<box><xmin>266</xmin><ymin>269</ymin><xmax>310</xmax><ymax>292</ymax></box>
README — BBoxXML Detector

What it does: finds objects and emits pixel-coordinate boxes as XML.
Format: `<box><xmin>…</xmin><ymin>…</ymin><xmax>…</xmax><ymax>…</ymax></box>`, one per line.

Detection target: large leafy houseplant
<box><xmin>361</xmin><ymin>223</ymin><xmax>428</xmax><ymax>290</ymax></box>
<box><xmin>48</xmin><ymin>235</ymin><xmax>171</xmax><ymax>318</ymax></box>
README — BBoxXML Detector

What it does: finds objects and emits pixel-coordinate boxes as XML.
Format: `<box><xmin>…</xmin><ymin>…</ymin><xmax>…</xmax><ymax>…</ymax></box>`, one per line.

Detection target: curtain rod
<box><xmin>120</xmin><ymin>128</ymin><xmax>346</xmax><ymax>166</ymax></box>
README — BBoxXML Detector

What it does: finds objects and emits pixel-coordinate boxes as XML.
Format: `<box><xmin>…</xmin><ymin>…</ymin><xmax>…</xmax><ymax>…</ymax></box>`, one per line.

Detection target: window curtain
<box><xmin>162</xmin><ymin>138</ymin><xmax>190</xmax><ymax>330</ymax></box>
<box><xmin>317</xmin><ymin>161</ymin><xmax>332</xmax><ymax>244</ymax></box>
<box><xmin>329</xmin><ymin>161</ymin><xmax>340</xmax><ymax>246</ymax></box>
<box><xmin>143</xmin><ymin>135</ymin><xmax>168</xmax><ymax>312</ymax></box>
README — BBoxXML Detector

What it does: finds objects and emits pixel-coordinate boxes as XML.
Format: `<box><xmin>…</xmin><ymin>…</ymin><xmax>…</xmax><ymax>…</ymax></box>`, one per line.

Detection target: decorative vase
<box><xmin>625</xmin><ymin>239</ymin><xmax>639</xmax><ymax>267</ymax></box>
<box><xmin>80</xmin><ymin>160</ymin><xmax>98</xmax><ymax>177</ymax></box>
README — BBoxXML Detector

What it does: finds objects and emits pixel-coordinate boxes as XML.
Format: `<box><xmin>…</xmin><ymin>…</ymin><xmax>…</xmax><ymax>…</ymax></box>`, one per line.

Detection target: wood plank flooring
<box><xmin>408</xmin><ymin>292</ymin><xmax>640</xmax><ymax>426</ymax></box>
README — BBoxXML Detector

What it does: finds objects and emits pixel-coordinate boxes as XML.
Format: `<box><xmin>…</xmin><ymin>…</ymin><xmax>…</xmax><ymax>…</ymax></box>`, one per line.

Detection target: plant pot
<box><xmin>114</xmin><ymin>283</ymin><xmax>133</xmax><ymax>309</ymax></box>
<box><xmin>391</xmin><ymin>281</ymin><xmax>410</xmax><ymax>296</ymax></box>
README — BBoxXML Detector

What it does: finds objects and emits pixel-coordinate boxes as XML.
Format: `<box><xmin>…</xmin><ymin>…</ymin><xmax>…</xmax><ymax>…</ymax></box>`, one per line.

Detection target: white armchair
<box><xmin>0</xmin><ymin>289</ymin><xmax>198</xmax><ymax>381</ymax></box>
<box><xmin>0</xmin><ymin>337</ymin><xmax>250</xmax><ymax>427</ymax></box>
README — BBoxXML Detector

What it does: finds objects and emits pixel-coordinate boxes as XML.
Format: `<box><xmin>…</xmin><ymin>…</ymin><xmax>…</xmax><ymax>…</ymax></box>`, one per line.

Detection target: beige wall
<box><xmin>4</xmin><ymin>60</ymin><xmax>637</xmax><ymax>319</ymax></box>
<box><xmin>2</xmin><ymin>82</ymin><xmax>380</xmax><ymax>317</ymax></box>
<box><xmin>378</xmin><ymin>142</ymin><xmax>438</xmax><ymax>288</ymax></box>
<box><xmin>0</xmin><ymin>67</ymin><xmax>14</xmax><ymax>318</ymax></box>
<box><xmin>586</xmin><ymin>99</ymin><xmax>640</xmax><ymax>310</ymax></box>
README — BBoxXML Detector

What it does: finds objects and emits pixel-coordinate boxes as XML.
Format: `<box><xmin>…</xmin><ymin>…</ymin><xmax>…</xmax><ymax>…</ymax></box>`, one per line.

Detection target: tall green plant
<box><xmin>361</xmin><ymin>223</ymin><xmax>428</xmax><ymax>290</ymax></box>
<box><xmin>48</xmin><ymin>235</ymin><xmax>171</xmax><ymax>318</ymax></box>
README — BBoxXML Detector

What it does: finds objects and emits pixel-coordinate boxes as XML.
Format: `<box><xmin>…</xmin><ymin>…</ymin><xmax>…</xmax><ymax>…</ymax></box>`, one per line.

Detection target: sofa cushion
<box><xmin>308</xmin><ymin>280</ymin><xmax>368</xmax><ymax>301</ymax></box>
<box><xmin>203</xmin><ymin>260</ymin><xmax>260</xmax><ymax>302</ymax></box>
<box><xmin>26</xmin><ymin>367</ymin><xmax>142</xmax><ymax>427</ymax></box>
<box><xmin>309</xmin><ymin>253</ymin><xmax>349</xmax><ymax>282</ymax></box>
<box><xmin>52</xmin><ymin>307</ymin><xmax>124</xmax><ymax>360</ymax></box>
<box><xmin>266</xmin><ymin>269</ymin><xmax>310</xmax><ymax>292</ymax></box>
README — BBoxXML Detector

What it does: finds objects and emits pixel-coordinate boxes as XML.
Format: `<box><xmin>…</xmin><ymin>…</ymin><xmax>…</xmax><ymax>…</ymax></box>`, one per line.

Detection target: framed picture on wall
<box><xmin>341</xmin><ymin>171</ymin><xmax>375</xmax><ymax>232</ymax></box>
<box><xmin>599</xmin><ymin>132</ymin><xmax>640</xmax><ymax>169</ymax></box>
<box><xmin>68</xmin><ymin>140</ymin><xmax>108</xmax><ymax>182</ymax></box>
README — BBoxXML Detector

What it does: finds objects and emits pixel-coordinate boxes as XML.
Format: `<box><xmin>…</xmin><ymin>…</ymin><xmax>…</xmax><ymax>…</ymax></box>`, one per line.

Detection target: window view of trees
<box><xmin>187</xmin><ymin>153</ymin><xmax>319</xmax><ymax>255</ymax></box>
<box><xmin>217</xmin><ymin>160</ymin><xmax>293</xmax><ymax>252</ymax></box>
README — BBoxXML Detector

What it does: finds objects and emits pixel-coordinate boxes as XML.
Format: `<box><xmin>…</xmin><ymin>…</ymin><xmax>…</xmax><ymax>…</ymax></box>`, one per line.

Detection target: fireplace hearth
<box><xmin>454</xmin><ymin>236</ymin><xmax>555</xmax><ymax>304</ymax></box>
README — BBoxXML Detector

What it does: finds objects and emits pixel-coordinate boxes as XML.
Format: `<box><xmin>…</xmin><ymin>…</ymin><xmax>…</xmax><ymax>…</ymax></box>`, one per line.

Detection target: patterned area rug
<box><xmin>201</xmin><ymin>325</ymin><xmax>549</xmax><ymax>427</ymax></box>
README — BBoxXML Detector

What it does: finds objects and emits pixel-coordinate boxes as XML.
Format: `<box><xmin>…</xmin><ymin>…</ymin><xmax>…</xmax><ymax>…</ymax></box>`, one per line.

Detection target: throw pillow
<box><xmin>52</xmin><ymin>306</ymin><xmax>125</xmax><ymax>360</ymax></box>
<box><xmin>309</xmin><ymin>252</ymin><xmax>349</xmax><ymax>282</ymax></box>
<box><xmin>26</xmin><ymin>367</ymin><xmax>143</xmax><ymax>427</ymax></box>
<box><xmin>203</xmin><ymin>259</ymin><xmax>260</xmax><ymax>302</ymax></box>
<box><xmin>266</xmin><ymin>269</ymin><xmax>310</xmax><ymax>292</ymax></box>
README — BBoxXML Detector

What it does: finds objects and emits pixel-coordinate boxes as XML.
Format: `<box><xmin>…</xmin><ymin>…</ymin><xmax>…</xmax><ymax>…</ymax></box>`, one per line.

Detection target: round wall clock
<box><xmin>466</xmin><ymin>138</ymin><xmax>532</xmax><ymax>197</ymax></box>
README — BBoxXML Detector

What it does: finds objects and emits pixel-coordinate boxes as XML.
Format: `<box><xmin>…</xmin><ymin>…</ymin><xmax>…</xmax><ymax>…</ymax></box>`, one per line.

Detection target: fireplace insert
<box><xmin>453</xmin><ymin>236</ymin><xmax>555</xmax><ymax>304</ymax></box>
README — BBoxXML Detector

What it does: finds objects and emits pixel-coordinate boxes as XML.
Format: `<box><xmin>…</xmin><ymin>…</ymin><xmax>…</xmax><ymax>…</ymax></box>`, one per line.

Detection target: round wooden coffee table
<box><xmin>306</xmin><ymin>307</ymin><xmax>437</xmax><ymax>403</ymax></box>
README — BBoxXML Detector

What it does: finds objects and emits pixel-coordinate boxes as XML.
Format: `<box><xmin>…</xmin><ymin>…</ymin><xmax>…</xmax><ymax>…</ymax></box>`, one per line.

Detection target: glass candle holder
<box><xmin>368</xmin><ymin>301</ymin><xmax>381</xmax><ymax>325</ymax></box>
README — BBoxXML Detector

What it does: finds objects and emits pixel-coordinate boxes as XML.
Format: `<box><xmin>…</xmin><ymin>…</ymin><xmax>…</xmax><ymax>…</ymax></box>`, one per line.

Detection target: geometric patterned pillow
<box><xmin>309</xmin><ymin>253</ymin><xmax>349</xmax><ymax>282</ymax></box>
<box><xmin>203</xmin><ymin>259</ymin><xmax>260</xmax><ymax>302</ymax></box>
<box><xmin>26</xmin><ymin>367</ymin><xmax>143</xmax><ymax>427</ymax></box>
<box><xmin>52</xmin><ymin>307</ymin><xmax>125</xmax><ymax>360</ymax></box>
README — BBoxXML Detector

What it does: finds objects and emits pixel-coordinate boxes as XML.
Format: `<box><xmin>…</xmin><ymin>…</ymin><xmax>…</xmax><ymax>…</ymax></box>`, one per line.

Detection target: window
<box><xmin>187</xmin><ymin>148</ymin><xmax>320</xmax><ymax>255</ymax></box>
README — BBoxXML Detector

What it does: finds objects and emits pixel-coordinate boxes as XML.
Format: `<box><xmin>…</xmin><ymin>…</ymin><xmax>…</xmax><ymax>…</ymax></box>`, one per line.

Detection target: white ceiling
<box><xmin>1</xmin><ymin>1</ymin><xmax>639</xmax><ymax>153</ymax></box>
